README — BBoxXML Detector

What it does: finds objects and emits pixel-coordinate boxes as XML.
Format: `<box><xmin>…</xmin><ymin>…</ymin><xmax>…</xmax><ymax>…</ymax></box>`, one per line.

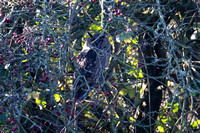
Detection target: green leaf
<box><xmin>0</xmin><ymin>113</ymin><xmax>6</xmax><ymax>123</ymax></box>
<box><xmin>128</xmin><ymin>89</ymin><xmax>134</xmax><ymax>98</ymax></box>
<box><xmin>116</xmin><ymin>31</ymin><xmax>132</xmax><ymax>43</ymax></box>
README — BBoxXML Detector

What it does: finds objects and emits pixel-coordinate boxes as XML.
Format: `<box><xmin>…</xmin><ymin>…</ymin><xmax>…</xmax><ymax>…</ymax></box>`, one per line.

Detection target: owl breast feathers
<box><xmin>73</xmin><ymin>33</ymin><xmax>111</xmax><ymax>101</ymax></box>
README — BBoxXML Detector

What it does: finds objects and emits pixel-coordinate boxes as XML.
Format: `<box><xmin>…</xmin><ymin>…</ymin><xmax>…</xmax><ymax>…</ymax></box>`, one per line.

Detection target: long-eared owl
<box><xmin>73</xmin><ymin>32</ymin><xmax>111</xmax><ymax>101</ymax></box>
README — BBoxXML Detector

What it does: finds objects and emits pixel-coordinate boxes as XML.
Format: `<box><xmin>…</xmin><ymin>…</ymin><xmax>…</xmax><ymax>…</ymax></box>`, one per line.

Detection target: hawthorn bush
<box><xmin>0</xmin><ymin>0</ymin><xmax>200</xmax><ymax>133</ymax></box>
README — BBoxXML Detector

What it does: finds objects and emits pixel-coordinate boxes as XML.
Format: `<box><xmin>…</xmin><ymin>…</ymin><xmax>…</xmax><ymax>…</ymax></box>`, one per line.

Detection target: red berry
<box><xmin>188</xmin><ymin>81</ymin><xmax>190</xmax><ymax>84</ymax></box>
<box><xmin>0</xmin><ymin>110</ymin><xmax>2</xmax><ymax>114</ymax></box>
<box><xmin>90</xmin><ymin>103</ymin><xmax>94</xmax><ymax>107</ymax></box>
<box><xmin>54</xmin><ymin>52</ymin><xmax>57</xmax><ymax>55</ymax></box>
<box><xmin>104</xmin><ymin>94</ymin><xmax>107</xmax><ymax>96</ymax></box>
<box><xmin>14</xmin><ymin>71</ymin><xmax>17</xmax><ymax>74</ymax></box>
<box><xmin>138</xmin><ymin>64</ymin><xmax>142</xmax><ymax>67</ymax></box>
<box><xmin>11</xmin><ymin>128</ymin><xmax>16</xmax><ymax>131</ymax></box>
<box><xmin>0</xmin><ymin>57</ymin><xmax>2</xmax><ymax>60</ymax></box>
<box><xmin>120</xmin><ymin>13</ymin><xmax>123</xmax><ymax>16</ymax></box>
<box><xmin>0</xmin><ymin>14</ymin><xmax>3</xmax><ymax>17</ymax></box>
<box><xmin>66</xmin><ymin>109</ymin><xmax>70</xmax><ymax>113</ymax></box>
<box><xmin>112</xmin><ymin>84</ymin><xmax>116</xmax><ymax>87</ymax></box>
<box><xmin>118</xmin><ymin>0</ymin><xmax>121</xmax><ymax>2</ymax></box>
<box><xmin>75</xmin><ymin>24</ymin><xmax>78</xmax><ymax>27</ymax></box>
<box><xmin>106</xmin><ymin>92</ymin><xmax>110</xmax><ymax>95</ymax></box>
<box><xmin>27</xmin><ymin>68</ymin><xmax>30</xmax><ymax>72</ymax></box>
<box><xmin>47</xmin><ymin>38</ymin><xmax>53</xmax><ymax>42</ymax></box>
<box><xmin>39</xmin><ymin>42</ymin><xmax>43</xmax><ymax>45</ymax></box>
<box><xmin>15</xmin><ymin>126</ymin><xmax>18</xmax><ymax>130</ymax></box>
<box><xmin>61</xmin><ymin>45</ymin><xmax>64</xmax><ymax>48</ymax></box>
<box><xmin>156</xmin><ymin>67</ymin><xmax>160</xmax><ymax>70</ymax></box>
<box><xmin>14</xmin><ymin>119</ymin><xmax>17</xmax><ymax>122</ymax></box>
<box><xmin>39</xmin><ymin>78</ymin><xmax>46</xmax><ymax>82</ymax></box>
<box><xmin>95</xmin><ymin>86</ymin><xmax>98</xmax><ymax>88</ymax></box>
<box><xmin>71</xmin><ymin>113</ymin><xmax>74</xmax><ymax>117</ymax></box>
<box><xmin>77</xmin><ymin>55</ymin><xmax>80</xmax><ymax>59</ymax></box>
<box><xmin>51</xmin><ymin>78</ymin><xmax>54</xmax><ymax>82</ymax></box>
<box><xmin>45</xmin><ymin>75</ymin><xmax>49</xmax><ymax>79</ymax></box>
<box><xmin>98</xmin><ymin>91</ymin><xmax>101</xmax><ymax>94</ymax></box>
<box><xmin>45</xmin><ymin>42</ymin><xmax>48</xmax><ymax>45</ymax></box>
<box><xmin>56</xmin><ymin>111</ymin><xmax>61</xmax><ymax>116</ymax></box>
<box><xmin>29</xmin><ymin>4</ymin><xmax>32</xmax><ymax>7</ymax></box>
<box><xmin>114</xmin><ymin>12</ymin><xmax>118</xmax><ymax>16</ymax></box>
<box><xmin>74</xmin><ymin>98</ymin><xmax>77</xmax><ymax>102</ymax></box>
<box><xmin>109</xmin><ymin>18</ymin><xmax>113</xmax><ymax>21</ymax></box>
<box><xmin>71</xmin><ymin>57</ymin><xmax>74</xmax><ymax>61</ymax></box>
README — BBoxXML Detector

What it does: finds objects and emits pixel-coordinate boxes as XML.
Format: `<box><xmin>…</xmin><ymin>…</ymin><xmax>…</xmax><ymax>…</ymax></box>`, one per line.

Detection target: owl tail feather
<box><xmin>74</xmin><ymin>77</ymin><xmax>91</xmax><ymax>102</ymax></box>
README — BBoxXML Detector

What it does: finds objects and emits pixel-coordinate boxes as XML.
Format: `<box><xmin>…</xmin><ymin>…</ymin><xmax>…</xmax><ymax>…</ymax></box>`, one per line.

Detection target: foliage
<box><xmin>0</xmin><ymin>0</ymin><xmax>200</xmax><ymax>132</ymax></box>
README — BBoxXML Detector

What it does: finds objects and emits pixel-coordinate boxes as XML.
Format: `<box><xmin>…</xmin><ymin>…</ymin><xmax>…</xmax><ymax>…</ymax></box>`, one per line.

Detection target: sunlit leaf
<box><xmin>173</xmin><ymin>103</ymin><xmax>179</xmax><ymax>113</ymax></box>
<box><xmin>90</xmin><ymin>23</ymin><xmax>102</xmax><ymax>31</ymax></box>
<box><xmin>191</xmin><ymin>120</ymin><xmax>200</xmax><ymax>128</ymax></box>
<box><xmin>157</xmin><ymin>126</ymin><xmax>165</xmax><ymax>132</ymax></box>
<box><xmin>24</xmin><ymin>72</ymin><xmax>29</xmax><ymax>75</ymax></box>
<box><xmin>119</xmin><ymin>89</ymin><xmax>127</xmax><ymax>95</ymax></box>
<box><xmin>36</xmin><ymin>99</ymin><xmax>41</xmax><ymax>104</ymax></box>
<box><xmin>63</xmin><ymin>17</ymin><xmax>66</xmax><ymax>19</ymax></box>
<box><xmin>42</xmin><ymin>101</ymin><xmax>47</xmax><ymax>108</ymax></box>
<box><xmin>178</xmin><ymin>11</ymin><xmax>182</xmax><ymax>20</ymax></box>
<box><xmin>35</xmin><ymin>21</ymin><xmax>39</xmax><ymax>25</ymax></box>
<box><xmin>132</xmin><ymin>36</ymin><xmax>138</xmax><ymax>44</ymax></box>
<box><xmin>138</xmin><ymin>69</ymin><xmax>143</xmax><ymax>78</ymax></box>
<box><xmin>129</xmin><ymin>116</ymin><xmax>135</xmax><ymax>122</ymax></box>
<box><xmin>22</xmin><ymin>59</ymin><xmax>29</xmax><ymax>62</ymax></box>
<box><xmin>54</xmin><ymin>94</ymin><xmax>61</xmax><ymax>102</ymax></box>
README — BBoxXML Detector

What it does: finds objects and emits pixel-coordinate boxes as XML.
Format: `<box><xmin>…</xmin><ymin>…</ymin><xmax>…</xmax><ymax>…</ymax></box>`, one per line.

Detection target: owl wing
<box><xmin>73</xmin><ymin>49</ymin><xmax>97</xmax><ymax>101</ymax></box>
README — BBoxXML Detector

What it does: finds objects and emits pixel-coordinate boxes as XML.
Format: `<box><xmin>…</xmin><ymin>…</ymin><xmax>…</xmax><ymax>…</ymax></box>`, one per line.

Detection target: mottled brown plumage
<box><xmin>73</xmin><ymin>32</ymin><xmax>111</xmax><ymax>101</ymax></box>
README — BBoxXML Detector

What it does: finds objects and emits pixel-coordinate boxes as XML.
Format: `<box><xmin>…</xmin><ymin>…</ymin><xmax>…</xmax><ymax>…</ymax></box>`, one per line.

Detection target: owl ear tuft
<box><xmin>88</xmin><ymin>32</ymin><xmax>93</xmax><ymax>37</ymax></box>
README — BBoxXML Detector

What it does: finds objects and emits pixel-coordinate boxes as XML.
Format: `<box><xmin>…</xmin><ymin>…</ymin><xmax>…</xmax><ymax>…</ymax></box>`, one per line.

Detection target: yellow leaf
<box><xmin>119</xmin><ymin>89</ymin><xmax>127</xmax><ymax>95</ymax></box>
<box><xmin>36</xmin><ymin>99</ymin><xmax>41</xmax><ymax>104</ymax></box>
<box><xmin>22</xmin><ymin>59</ymin><xmax>29</xmax><ymax>62</ymax></box>
<box><xmin>42</xmin><ymin>101</ymin><xmax>47</xmax><ymax>108</ymax></box>
<box><xmin>129</xmin><ymin>117</ymin><xmax>135</xmax><ymax>122</ymax></box>
<box><xmin>54</xmin><ymin>94</ymin><xmax>61</xmax><ymax>102</ymax></box>
<box><xmin>24</xmin><ymin>72</ymin><xmax>29</xmax><ymax>75</ymax></box>
<box><xmin>178</xmin><ymin>11</ymin><xmax>182</xmax><ymax>20</ymax></box>
<box><xmin>138</xmin><ymin>69</ymin><xmax>143</xmax><ymax>78</ymax></box>
<box><xmin>157</xmin><ymin>126</ymin><xmax>165</xmax><ymax>132</ymax></box>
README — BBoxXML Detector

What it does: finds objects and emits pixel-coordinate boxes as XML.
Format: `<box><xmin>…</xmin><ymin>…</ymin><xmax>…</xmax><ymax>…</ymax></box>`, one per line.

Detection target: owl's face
<box><xmin>88</xmin><ymin>32</ymin><xmax>105</xmax><ymax>49</ymax></box>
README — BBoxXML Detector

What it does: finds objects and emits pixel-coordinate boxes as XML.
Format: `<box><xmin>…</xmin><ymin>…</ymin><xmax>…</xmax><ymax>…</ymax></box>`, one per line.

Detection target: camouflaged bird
<box><xmin>73</xmin><ymin>32</ymin><xmax>111</xmax><ymax>101</ymax></box>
